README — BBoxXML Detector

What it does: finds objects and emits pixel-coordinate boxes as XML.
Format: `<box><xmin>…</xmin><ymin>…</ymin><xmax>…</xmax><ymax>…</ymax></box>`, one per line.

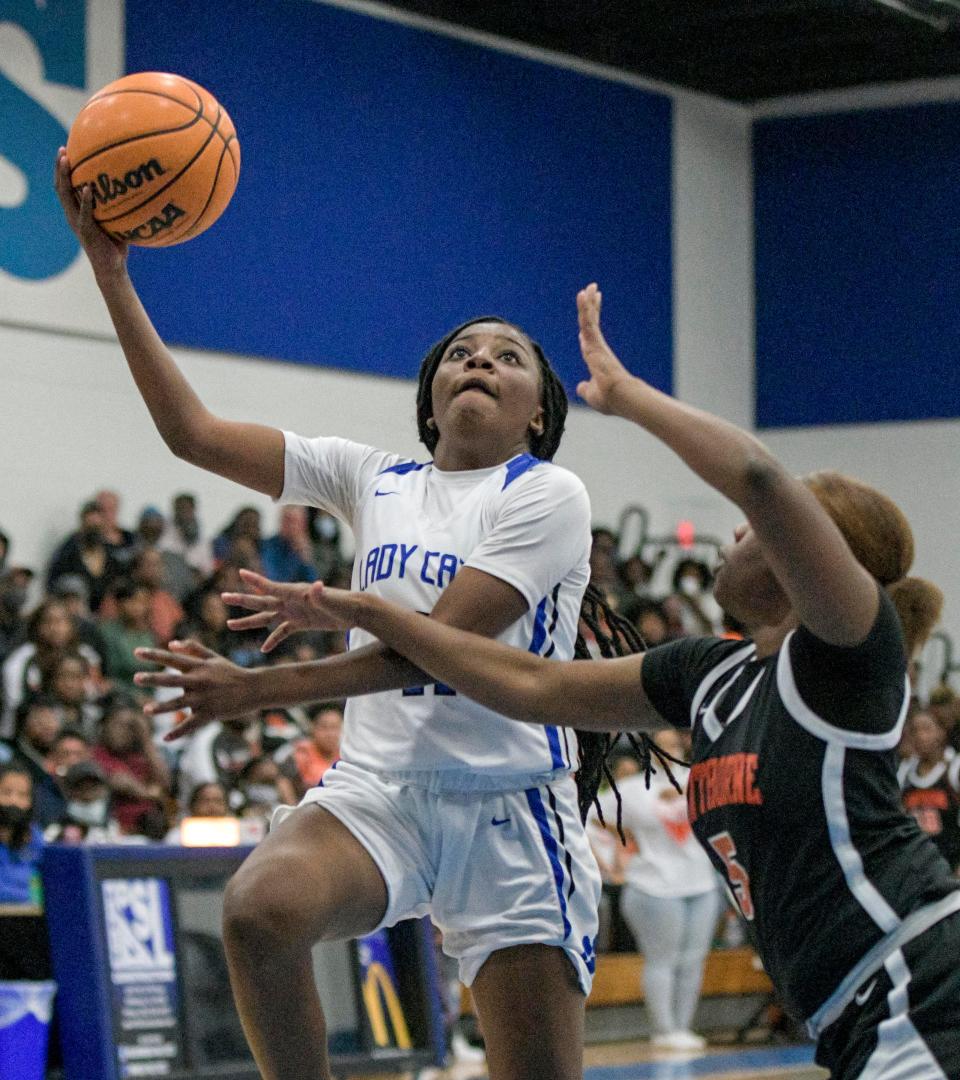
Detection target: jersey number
<box><xmin>709</xmin><ymin>831</ymin><xmax>755</xmax><ymax>921</ymax></box>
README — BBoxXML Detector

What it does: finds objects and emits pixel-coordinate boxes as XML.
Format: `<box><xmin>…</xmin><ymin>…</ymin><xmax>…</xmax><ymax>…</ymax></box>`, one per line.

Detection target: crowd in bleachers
<box><xmin>0</xmin><ymin>490</ymin><xmax>350</xmax><ymax>896</ymax></box>
<box><xmin>0</xmin><ymin>492</ymin><xmax>957</xmax><ymax>911</ymax></box>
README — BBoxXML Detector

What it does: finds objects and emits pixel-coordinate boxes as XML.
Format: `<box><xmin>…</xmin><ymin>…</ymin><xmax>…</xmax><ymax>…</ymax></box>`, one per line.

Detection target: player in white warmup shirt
<box><xmin>57</xmin><ymin>144</ymin><xmax>631</xmax><ymax>1080</ymax></box>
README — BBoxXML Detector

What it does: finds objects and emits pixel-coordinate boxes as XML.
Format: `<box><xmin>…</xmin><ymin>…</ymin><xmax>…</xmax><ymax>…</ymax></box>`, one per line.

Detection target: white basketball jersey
<box><xmin>280</xmin><ymin>432</ymin><xmax>591</xmax><ymax>791</ymax></box>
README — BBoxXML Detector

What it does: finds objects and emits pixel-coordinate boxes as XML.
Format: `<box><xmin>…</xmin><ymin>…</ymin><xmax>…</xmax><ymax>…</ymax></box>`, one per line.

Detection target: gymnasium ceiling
<box><xmin>380</xmin><ymin>0</ymin><xmax>960</xmax><ymax>103</ymax></box>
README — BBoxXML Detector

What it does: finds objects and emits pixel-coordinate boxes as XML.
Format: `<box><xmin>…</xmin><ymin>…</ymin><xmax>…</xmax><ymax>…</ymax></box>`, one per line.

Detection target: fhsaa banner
<box><xmin>102</xmin><ymin>876</ymin><xmax>185</xmax><ymax>1078</ymax></box>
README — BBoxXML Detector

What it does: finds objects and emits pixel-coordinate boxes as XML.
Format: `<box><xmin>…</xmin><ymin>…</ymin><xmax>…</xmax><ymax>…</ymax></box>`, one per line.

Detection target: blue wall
<box><xmin>124</xmin><ymin>0</ymin><xmax>673</xmax><ymax>397</ymax></box>
<box><xmin>755</xmin><ymin>101</ymin><xmax>960</xmax><ymax>429</ymax></box>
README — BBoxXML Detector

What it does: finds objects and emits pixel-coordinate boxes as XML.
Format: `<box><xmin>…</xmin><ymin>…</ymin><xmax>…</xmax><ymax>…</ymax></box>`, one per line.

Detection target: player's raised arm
<box><xmin>134</xmin><ymin>562</ymin><xmax>536</xmax><ymax>738</ymax></box>
<box><xmin>357</xmin><ymin>587</ymin><xmax>656</xmax><ymax>730</ymax></box>
<box><xmin>54</xmin><ymin>148</ymin><xmax>284</xmax><ymax>497</ymax></box>
<box><xmin>216</xmin><ymin>579</ymin><xmax>657</xmax><ymax>732</ymax></box>
<box><xmin>575</xmin><ymin>283</ymin><xmax>879</xmax><ymax>647</ymax></box>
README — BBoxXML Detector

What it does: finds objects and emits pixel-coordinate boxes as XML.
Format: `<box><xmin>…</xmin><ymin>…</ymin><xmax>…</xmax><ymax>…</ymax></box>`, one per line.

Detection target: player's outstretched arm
<box><xmin>575</xmin><ymin>283</ymin><xmax>879</xmax><ymax>647</ymax></box>
<box><xmin>54</xmin><ymin>148</ymin><xmax>284</xmax><ymax>497</ymax></box>
<box><xmin>134</xmin><ymin>564</ymin><xmax>536</xmax><ymax>739</ymax></box>
<box><xmin>315</xmin><ymin>585</ymin><xmax>656</xmax><ymax>731</ymax></box>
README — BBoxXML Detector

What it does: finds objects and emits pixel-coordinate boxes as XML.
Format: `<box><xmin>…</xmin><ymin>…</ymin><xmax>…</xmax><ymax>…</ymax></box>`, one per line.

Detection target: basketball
<box><xmin>65</xmin><ymin>71</ymin><xmax>240</xmax><ymax>248</ymax></box>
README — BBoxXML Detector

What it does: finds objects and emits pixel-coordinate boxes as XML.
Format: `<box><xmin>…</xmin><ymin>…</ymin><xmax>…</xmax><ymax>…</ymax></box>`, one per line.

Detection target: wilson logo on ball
<box><xmin>75</xmin><ymin>159</ymin><xmax>168</xmax><ymax>209</ymax></box>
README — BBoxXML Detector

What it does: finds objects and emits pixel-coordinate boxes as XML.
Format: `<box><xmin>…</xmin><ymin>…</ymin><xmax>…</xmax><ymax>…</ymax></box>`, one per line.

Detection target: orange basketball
<box><xmin>66</xmin><ymin>71</ymin><xmax>240</xmax><ymax>248</ymax></box>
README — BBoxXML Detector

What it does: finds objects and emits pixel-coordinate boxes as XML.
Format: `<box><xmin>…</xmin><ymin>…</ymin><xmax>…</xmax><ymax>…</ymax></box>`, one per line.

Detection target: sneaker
<box><xmin>650</xmin><ymin>1030</ymin><xmax>706</xmax><ymax>1052</ymax></box>
<box><xmin>670</xmin><ymin>1030</ymin><xmax>707</xmax><ymax>1051</ymax></box>
<box><xmin>450</xmin><ymin>1031</ymin><xmax>486</xmax><ymax>1063</ymax></box>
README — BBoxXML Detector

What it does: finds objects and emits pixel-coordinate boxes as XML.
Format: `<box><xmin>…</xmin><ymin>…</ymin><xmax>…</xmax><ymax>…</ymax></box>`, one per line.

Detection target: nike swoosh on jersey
<box><xmin>854</xmin><ymin>978</ymin><xmax>878</xmax><ymax>1006</ymax></box>
<box><xmin>491</xmin><ymin>816</ymin><xmax>511</xmax><ymax>826</ymax></box>
<box><xmin>374</xmin><ymin>490</ymin><xmax>398</xmax><ymax>496</ymax></box>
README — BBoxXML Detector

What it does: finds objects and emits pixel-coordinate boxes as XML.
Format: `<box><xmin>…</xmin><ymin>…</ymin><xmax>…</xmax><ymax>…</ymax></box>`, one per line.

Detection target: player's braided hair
<box><xmin>416</xmin><ymin>318</ymin><xmax>568</xmax><ymax>461</ymax></box>
<box><xmin>572</xmin><ymin>583</ymin><xmax>684</xmax><ymax>838</ymax></box>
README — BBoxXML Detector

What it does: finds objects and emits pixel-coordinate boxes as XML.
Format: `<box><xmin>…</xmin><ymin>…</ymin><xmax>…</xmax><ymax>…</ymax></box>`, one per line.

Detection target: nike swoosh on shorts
<box><xmin>855</xmin><ymin>978</ymin><xmax>878</xmax><ymax>1006</ymax></box>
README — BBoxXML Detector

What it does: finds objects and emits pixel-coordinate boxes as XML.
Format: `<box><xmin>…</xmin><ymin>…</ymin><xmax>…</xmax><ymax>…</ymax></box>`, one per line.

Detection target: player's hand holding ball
<box><xmin>55</xmin><ymin>147</ymin><xmax>128</xmax><ymax>281</ymax></box>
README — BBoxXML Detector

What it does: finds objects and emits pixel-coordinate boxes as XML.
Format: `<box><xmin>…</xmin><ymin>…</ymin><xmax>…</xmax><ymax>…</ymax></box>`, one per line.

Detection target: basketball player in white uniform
<box><xmin>58</xmin><ymin>139</ymin><xmax>604</xmax><ymax>1080</ymax></box>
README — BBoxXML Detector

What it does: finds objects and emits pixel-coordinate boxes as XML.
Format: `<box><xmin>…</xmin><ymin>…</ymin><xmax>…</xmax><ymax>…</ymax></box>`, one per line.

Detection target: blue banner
<box><xmin>124</xmin><ymin>0</ymin><xmax>673</xmax><ymax>396</ymax></box>
<box><xmin>755</xmin><ymin>101</ymin><xmax>960</xmax><ymax>427</ymax></box>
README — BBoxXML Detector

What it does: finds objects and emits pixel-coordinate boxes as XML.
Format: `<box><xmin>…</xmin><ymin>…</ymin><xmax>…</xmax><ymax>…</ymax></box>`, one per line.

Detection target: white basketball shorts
<box><xmin>273</xmin><ymin>760</ymin><xmax>601</xmax><ymax>992</ymax></box>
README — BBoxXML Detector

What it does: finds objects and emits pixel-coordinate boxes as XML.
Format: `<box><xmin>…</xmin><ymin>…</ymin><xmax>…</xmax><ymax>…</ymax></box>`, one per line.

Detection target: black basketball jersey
<box><xmin>898</xmin><ymin>752</ymin><xmax>960</xmax><ymax>872</ymax></box>
<box><xmin>641</xmin><ymin>589</ymin><xmax>960</xmax><ymax>1021</ymax></box>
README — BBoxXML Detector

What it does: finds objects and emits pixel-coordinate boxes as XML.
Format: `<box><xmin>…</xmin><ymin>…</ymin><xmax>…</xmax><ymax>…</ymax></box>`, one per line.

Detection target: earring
<box><xmin>426</xmin><ymin>417</ymin><xmax>436</xmax><ymax>430</ymax></box>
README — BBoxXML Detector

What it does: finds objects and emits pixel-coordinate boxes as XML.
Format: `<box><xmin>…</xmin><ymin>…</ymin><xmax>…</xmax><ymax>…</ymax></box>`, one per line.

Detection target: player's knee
<box><xmin>223</xmin><ymin>857</ymin><xmax>310</xmax><ymax>952</ymax></box>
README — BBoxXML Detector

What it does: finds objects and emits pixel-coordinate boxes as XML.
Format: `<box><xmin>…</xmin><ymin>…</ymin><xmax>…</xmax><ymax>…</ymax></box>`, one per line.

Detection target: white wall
<box><xmin>0</xmin><ymin>1</ymin><xmax>957</xmax><ymax>658</ymax></box>
<box><xmin>0</xmin><ymin>0</ymin><xmax>748</xmax><ymax>591</ymax></box>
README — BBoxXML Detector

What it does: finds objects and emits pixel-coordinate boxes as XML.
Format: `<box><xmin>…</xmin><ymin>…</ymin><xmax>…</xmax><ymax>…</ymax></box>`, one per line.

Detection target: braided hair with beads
<box><xmin>573</xmin><ymin>584</ymin><xmax>684</xmax><ymax>836</ymax></box>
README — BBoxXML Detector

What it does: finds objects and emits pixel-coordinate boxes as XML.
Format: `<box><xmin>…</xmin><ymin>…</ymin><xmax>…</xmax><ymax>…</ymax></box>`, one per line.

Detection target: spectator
<box><xmin>670</xmin><ymin>557</ymin><xmax>723</xmax><ymax>636</ymax></box>
<box><xmin>237</xmin><ymin>755</ymin><xmax>298</xmax><ymax>820</ymax></box>
<box><xmin>1</xmin><ymin>598</ymin><xmax>100</xmax><ymax>737</ymax></box>
<box><xmin>47</xmin><ymin>726</ymin><xmax>92</xmax><ymax>780</ymax></box>
<box><xmin>160</xmin><ymin>493</ymin><xmax>214</xmax><ymax>577</ymax></box>
<box><xmin>135</xmin><ymin>507</ymin><xmax>196</xmax><ymax>601</ymax></box>
<box><xmin>305</xmin><ymin>507</ymin><xmax>346</xmax><ymax>583</ymax></box>
<box><xmin>259</xmin><ymin>700</ymin><xmax>310</xmax><ymax>757</ymax></box>
<box><xmin>659</xmin><ymin>593</ymin><xmax>689</xmax><ymax>640</ymax></box>
<box><xmin>898</xmin><ymin>708</ymin><xmax>960</xmax><ymax>873</ymax></box>
<box><xmin>586</xmin><ymin>755</ymin><xmax>636</xmax><ymax>954</ymax></box>
<box><xmin>929</xmin><ymin>684</ymin><xmax>960</xmax><ymax>753</ymax></box>
<box><xmin>633</xmin><ymin>598</ymin><xmax>670</xmax><ymax>648</ymax></box>
<box><xmin>131</xmin><ymin>548</ymin><xmax>184</xmax><ymax>645</ymax></box>
<box><xmin>46</xmin><ymin>500</ymin><xmax>124</xmax><ymax>611</ymax></box>
<box><xmin>589</xmin><ymin>526</ymin><xmax>624</xmax><ymax>609</ymax></box>
<box><xmin>610</xmin><ymin>728</ymin><xmax>721</xmax><ymax>1052</ymax></box>
<box><xmin>0</xmin><ymin>565</ymin><xmax>33</xmax><ymax>660</ymax></box>
<box><xmin>212</xmin><ymin>506</ymin><xmax>263</xmax><ymax>567</ymax></box>
<box><xmin>164</xmin><ymin>781</ymin><xmax>234</xmax><ymax>844</ymax></box>
<box><xmin>39</xmin><ymin>650</ymin><xmax>102</xmax><ymax>737</ymax></box>
<box><xmin>188</xmin><ymin>780</ymin><xmax>231</xmax><ymax>817</ymax></box>
<box><xmin>0</xmin><ymin>763</ymin><xmax>43</xmax><ymax>904</ymax></box>
<box><xmin>99</xmin><ymin>580</ymin><xmax>157</xmax><ymax>692</ymax></box>
<box><xmin>92</xmin><ymin>699</ymin><xmax>171</xmax><ymax>836</ymax></box>
<box><xmin>261</xmin><ymin>506</ymin><xmax>318</xmax><ymax>584</ymax></box>
<box><xmin>618</xmin><ymin>554</ymin><xmax>665</xmax><ymax>618</ymax></box>
<box><xmin>5</xmin><ymin>699</ymin><xmax>66</xmax><ymax>828</ymax></box>
<box><xmin>287</xmin><ymin>703</ymin><xmax>342</xmax><ymax>790</ymax></box>
<box><xmin>175</xmin><ymin>713</ymin><xmax>260</xmax><ymax>809</ymax></box>
<box><xmin>45</xmin><ymin>760</ymin><xmax>120</xmax><ymax>844</ymax></box>
<box><xmin>49</xmin><ymin>573</ymin><xmax>107</xmax><ymax>667</ymax></box>
<box><xmin>175</xmin><ymin>587</ymin><xmax>233</xmax><ymax>656</ymax></box>
<box><xmin>95</xmin><ymin>489</ymin><xmax>137</xmax><ymax>561</ymax></box>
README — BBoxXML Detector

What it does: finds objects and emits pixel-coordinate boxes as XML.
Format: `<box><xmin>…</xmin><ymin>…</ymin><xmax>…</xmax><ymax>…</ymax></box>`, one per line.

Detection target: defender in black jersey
<box><xmin>293</xmin><ymin>285</ymin><xmax>960</xmax><ymax>1079</ymax></box>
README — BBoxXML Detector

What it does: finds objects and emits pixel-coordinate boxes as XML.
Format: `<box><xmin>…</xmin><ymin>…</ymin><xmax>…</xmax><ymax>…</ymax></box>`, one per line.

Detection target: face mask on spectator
<box><xmin>313</xmin><ymin>516</ymin><xmax>338</xmax><ymax>541</ymax></box>
<box><xmin>244</xmin><ymin>783</ymin><xmax>279</xmax><ymax>807</ymax></box>
<box><xmin>679</xmin><ymin>575</ymin><xmax>701</xmax><ymax>596</ymax></box>
<box><xmin>66</xmin><ymin>799</ymin><xmax>109</xmax><ymax>826</ymax></box>
<box><xmin>0</xmin><ymin>804</ymin><xmax>31</xmax><ymax>830</ymax></box>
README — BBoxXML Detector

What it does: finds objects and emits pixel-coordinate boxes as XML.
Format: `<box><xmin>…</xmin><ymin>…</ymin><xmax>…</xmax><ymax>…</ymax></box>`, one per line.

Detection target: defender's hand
<box><xmin>133</xmin><ymin>640</ymin><xmax>258</xmax><ymax>739</ymax></box>
<box><xmin>575</xmin><ymin>283</ymin><xmax>635</xmax><ymax>416</ymax></box>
